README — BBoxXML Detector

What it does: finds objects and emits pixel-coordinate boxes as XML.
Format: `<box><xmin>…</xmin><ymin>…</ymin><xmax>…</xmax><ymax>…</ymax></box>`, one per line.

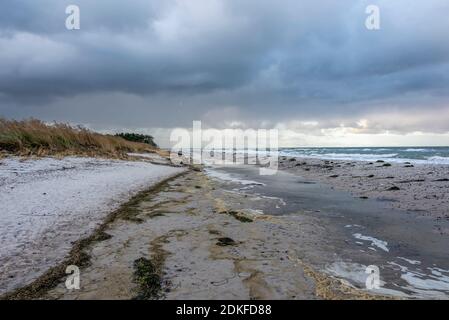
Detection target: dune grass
<box><xmin>0</xmin><ymin>118</ymin><xmax>156</xmax><ymax>157</ymax></box>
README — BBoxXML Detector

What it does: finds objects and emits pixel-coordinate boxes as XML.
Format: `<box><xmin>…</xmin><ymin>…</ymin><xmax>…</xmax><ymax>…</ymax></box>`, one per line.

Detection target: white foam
<box><xmin>278</xmin><ymin>149</ymin><xmax>449</xmax><ymax>165</ymax></box>
<box><xmin>426</xmin><ymin>156</ymin><xmax>449</xmax><ymax>165</ymax></box>
<box><xmin>327</xmin><ymin>260</ymin><xmax>449</xmax><ymax>299</ymax></box>
<box><xmin>397</xmin><ymin>257</ymin><xmax>421</xmax><ymax>265</ymax></box>
<box><xmin>388</xmin><ymin>262</ymin><xmax>449</xmax><ymax>298</ymax></box>
<box><xmin>287</xmin><ymin>152</ymin><xmax>399</xmax><ymax>162</ymax></box>
<box><xmin>352</xmin><ymin>233</ymin><xmax>389</xmax><ymax>252</ymax></box>
<box><xmin>257</xmin><ymin>194</ymin><xmax>286</xmax><ymax>206</ymax></box>
<box><xmin>204</xmin><ymin>167</ymin><xmax>265</xmax><ymax>186</ymax></box>
<box><xmin>326</xmin><ymin>261</ymin><xmax>370</xmax><ymax>285</ymax></box>
<box><xmin>404</xmin><ymin>148</ymin><xmax>428</xmax><ymax>152</ymax></box>
<box><xmin>326</xmin><ymin>261</ymin><xmax>406</xmax><ymax>297</ymax></box>
<box><xmin>244</xmin><ymin>208</ymin><xmax>264</xmax><ymax>215</ymax></box>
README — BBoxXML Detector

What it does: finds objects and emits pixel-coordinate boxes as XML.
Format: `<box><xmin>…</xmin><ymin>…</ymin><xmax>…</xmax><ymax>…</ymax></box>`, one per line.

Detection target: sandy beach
<box><xmin>41</xmin><ymin>168</ymin><xmax>384</xmax><ymax>300</ymax></box>
<box><xmin>0</xmin><ymin>155</ymin><xmax>185</xmax><ymax>296</ymax></box>
<box><xmin>1</xmin><ymin>152</ymin><xmax>449</xmax><ymax>300</ymax></box>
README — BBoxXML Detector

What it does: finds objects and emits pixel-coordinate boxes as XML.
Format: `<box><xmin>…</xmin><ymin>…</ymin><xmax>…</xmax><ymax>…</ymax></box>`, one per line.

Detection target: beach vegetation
<box><xmin>115</xmin><ymin>132</ymin><xmax>157</xmax><ymax>148</ymax></box>
<box><xmin>0</xmin><ymin>118</ymin><xmax>155</xmax><ymax>157</ymax></box>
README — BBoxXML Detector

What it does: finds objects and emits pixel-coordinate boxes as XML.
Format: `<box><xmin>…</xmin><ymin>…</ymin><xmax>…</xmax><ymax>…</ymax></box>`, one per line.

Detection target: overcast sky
<box><xmin>1</xmin><ymin>0</ymin><xmax>448</xmax><ymax>147</ymax></box>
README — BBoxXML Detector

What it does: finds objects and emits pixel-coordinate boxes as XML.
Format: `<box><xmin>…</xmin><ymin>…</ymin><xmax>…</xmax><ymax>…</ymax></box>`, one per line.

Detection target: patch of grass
<box><xmin>0</xmin><ymin>118</ymin><xmax>155</xmax><ymax>157</ymax></box>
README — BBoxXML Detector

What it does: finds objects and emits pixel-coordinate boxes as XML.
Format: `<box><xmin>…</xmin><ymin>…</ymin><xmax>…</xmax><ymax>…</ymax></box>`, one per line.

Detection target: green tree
<box><xmin>115</xmin><ymin>133</ymin><xmax>157</xmax><ymax>147</ymax></box>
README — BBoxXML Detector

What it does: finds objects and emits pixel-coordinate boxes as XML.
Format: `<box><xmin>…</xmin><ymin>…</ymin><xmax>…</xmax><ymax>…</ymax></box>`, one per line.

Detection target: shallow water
<box><xmin>206</xmin><ymin>165</ymin><xmax>449</xmax><ymax>299</ymax></box>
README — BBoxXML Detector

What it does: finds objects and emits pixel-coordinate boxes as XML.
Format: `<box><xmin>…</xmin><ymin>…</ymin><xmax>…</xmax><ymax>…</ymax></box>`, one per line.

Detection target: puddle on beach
<box><xmin>204</xmin><ymin>165</ymin><xmax>449</xmax><ymax>299</ymax></box>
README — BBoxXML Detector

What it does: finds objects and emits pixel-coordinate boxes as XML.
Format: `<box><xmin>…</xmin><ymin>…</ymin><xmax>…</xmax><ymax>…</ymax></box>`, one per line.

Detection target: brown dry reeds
<box><xmin>0</xmin><ymin>118</ymin><xmax>155</xmax><ymax>157</ymax></box>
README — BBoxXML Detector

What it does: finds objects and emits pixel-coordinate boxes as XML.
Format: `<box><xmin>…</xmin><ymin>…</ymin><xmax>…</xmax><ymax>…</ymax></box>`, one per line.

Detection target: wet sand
<box><xmin>41</xmin><ymin>170</ymin><xmax>385</xmax><ymax>300</ymax></box>
<box><xmin>210</xmin><ymin>165</ymin><xmax>449</xmax><ymax>298</ymax></box>
<box><xmin>278</xmin><ymin>157</ymin><xmax>449</xmax><ymax>221</ymax></box>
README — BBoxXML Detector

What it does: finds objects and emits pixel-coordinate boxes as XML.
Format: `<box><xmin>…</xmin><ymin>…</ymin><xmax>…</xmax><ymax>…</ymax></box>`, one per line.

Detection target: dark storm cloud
<box><xmin>0</xmin><ymin>0</ymin><xmax>448</xmax><ymax>134</ymax></box>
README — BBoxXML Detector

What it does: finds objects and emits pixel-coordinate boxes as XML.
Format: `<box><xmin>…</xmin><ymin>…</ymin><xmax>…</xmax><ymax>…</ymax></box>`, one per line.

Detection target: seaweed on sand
<box><xmin>132</xmin><ymin>258</ymin><xmax>162</xmax><ymax>300</ymax></box>
<box><xmin>219</xmin><ymin>210</ymin><xmax>253</xmax><ymax>223</ymax></box>
<box><xmin>216</xmin><ymin>237</ymin><xmax>237</xmax><ymax>246</ymax></box>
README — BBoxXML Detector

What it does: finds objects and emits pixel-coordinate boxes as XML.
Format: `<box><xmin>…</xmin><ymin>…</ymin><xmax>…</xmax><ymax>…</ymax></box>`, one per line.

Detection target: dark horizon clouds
<box><xmin>0</xmin><ymin>0</ymin><xmax>449</xmax><ymax>145</ymax></box>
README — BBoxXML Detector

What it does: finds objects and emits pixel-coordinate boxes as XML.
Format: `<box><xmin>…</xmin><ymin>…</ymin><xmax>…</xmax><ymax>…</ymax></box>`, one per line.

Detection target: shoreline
<box><xmin>41</xmin><ymin>169</ymin><xmax>389</xmax><ymax>300</ymax></box>
<box><xmin>207</xmin><ymin>163</ymin><xmax>449</xmax><ymax>298</ymax></box>
<box><xmin>278</xmin><ymin>156</ymin><xmax>449</xmax><ymax>222</ymax></box>
<box><xmin>1</xmin><ymin>154</ymin><xmax>391</xmax><ymax>300</ymax></box>
<box><xmin>2</xmin><ymin>153</ymin><xmax>448</xmax><ymax>299</ymax></box>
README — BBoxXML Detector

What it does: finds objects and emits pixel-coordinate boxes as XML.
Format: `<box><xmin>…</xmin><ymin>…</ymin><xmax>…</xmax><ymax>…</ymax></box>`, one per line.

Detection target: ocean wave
<box><xmin>277</xmin><ymin>148</ymin><xmax>449</xmax><ymax>164</ymax></box>
<box><xmin>301</xmin><ymin>152</ymin><xmax>399</xmax><ymax>162</ymax></box>
<box><xmin>404</xmin><ymin>148</ymin><xmax>429</xmax><ymax>152</ymax></box>
<box><xmin>319</xmin><ymin>152</ymin><xmax>398</xmax><ymax>158</ymax></box>
<box><xmin>426</xmin><ymin>156</ymin><xmax>449</xmax><ymax>165</ymax></box>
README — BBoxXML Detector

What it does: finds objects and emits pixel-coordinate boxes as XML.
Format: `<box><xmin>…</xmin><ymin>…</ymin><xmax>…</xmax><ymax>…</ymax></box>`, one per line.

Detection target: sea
<box><xmin>279</xmin><ymin>147</ymin><xmax>449</xmax><ymax>164</ymax></box>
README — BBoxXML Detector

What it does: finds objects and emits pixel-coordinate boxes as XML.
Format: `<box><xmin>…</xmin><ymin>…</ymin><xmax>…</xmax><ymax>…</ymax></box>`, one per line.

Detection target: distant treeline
<box><xmin>115</xmin><ymin>133</ymin><xmax>157</xmax><ymax>147</ymax></box>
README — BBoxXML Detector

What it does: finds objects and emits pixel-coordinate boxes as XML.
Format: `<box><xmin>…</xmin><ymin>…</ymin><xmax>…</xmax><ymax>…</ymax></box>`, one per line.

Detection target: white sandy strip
<box><xmin>0</xmin><ymin>156</ymin><xmax>185</xmax><ymax>294</ymax></box>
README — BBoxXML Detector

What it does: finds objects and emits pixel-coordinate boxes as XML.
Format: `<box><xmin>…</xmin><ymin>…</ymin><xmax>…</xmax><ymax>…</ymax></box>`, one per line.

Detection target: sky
<box><xmin>0</xmin><ymin>0</ymin><xmax>448</xmax><ymax>147</ymax></box>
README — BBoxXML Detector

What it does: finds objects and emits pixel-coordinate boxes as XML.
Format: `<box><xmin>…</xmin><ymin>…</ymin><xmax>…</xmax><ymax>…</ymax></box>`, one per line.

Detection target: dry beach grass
<box><xmin>0</xmin><ymin>118</ymin><xmax>154</xmax><ymax>157</ymax></box>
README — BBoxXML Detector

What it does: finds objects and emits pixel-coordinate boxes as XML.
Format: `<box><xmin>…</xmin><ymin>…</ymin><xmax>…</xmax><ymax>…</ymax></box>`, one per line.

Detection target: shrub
<box><xmin>115</xmin><ymin>133</ymin><xmax>157</xmax><ymax>147</ymax></box>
